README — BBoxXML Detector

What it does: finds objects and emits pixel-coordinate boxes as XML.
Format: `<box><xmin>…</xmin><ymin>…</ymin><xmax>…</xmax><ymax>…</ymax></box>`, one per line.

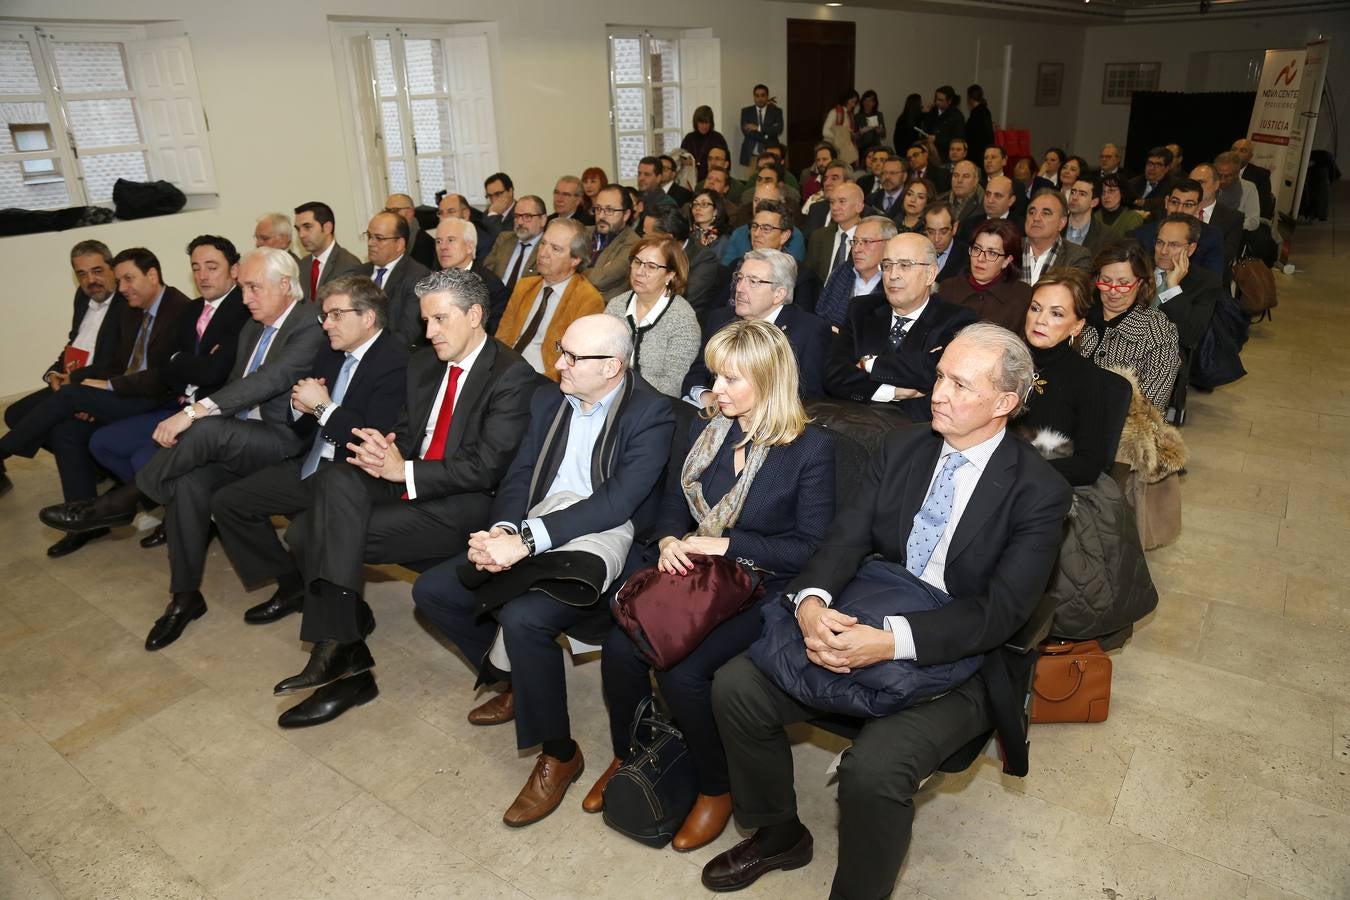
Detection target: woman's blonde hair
<box><xmin>701</xmin><ymin>318</ymin><xmax>807</xmax><ymax>446</ymax></box>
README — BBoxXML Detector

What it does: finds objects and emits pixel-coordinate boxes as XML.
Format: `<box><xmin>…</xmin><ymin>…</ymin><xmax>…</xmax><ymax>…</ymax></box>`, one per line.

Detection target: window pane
<box><xmin>67</xmin><ymin>98</ymin><xmax>141</xmax><ymax>149</ymax></box>
<box><xmin>403</xmin><ymin>39</ymin><xmax>445</xmax><ymax>94</ymax></box>
<box><xmin>0</xmin><ymin>42</ymin><xmax>41</xmax><ymax>94</ymax></box>
<box><xmin>411</xmin><ymin>98</ymin><xmax>450</xmax><ymax>153</ymax></box>
<box><xmin>0</xmin><ymin>158</ymin><xmax>69</xmax><ymax>208</ymax></box>
<box><xmin>0</xmin><ymin>101</ymin><xmax>53</xmax><ymax>152</ymax></box>
<box><xmin>618</xmin><ymin>134</ymin><xmax>645</xmax><ymax>183</ymax></box>
<box><xmin>653</xmin><ymin>86</ymin><xmax>681</xmax><ymax>130</ymax></box>
<box><xmin>50</xmin><ymin>42</ymin><xmax>129</xmax><ymax>92</ymax></box>
<box><xmin>615</xmin><ymin>87</ymin><xmax>645</xmax><ymax>132</ymax></box>
<box><xmin>81</xmin><ymin>150</ymin><xmax>148</xmax><ymax>203</ymax></box>
<box><xmin>611</xmin><ymin>37</ymin><xmax>642</xmax><ymax>84</ymax></box>
<box><xmin>649</xmin><ymin>39</ymin><xmax>678</xmax><ymax>83</ymax></box>
<box><xmin>416</xmin><ymin>155</ymin><xmax>454</xmax><ymax>206</ymax></box>
<box><xmin>373</xmin><ymin>38</ymin><xmax>397</xmax><ymax>98</ymax></box>
<box><xmin>381</xmin><ymin>100</ymin><xmax>404</xmax><ymax>156</ymax></box>
<box><xmin>659</xmin><ymin>130</ymin><xmax>682</xmax><ymax>154</ymax></box>
<box><xmin>386</xmin><ymin>157</ymin><xmax>408</xmax><ymax>195</ymax></box>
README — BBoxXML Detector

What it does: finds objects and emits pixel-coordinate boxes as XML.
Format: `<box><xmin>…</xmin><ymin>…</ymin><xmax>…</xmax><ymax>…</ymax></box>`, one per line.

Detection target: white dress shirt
<box><xmin>70</xmin><ymin>296</ymin><xmax>113</xmax><ymax>354</ymax></box>
<box><xmin>298</xmin><ymin>329</ymin><xmax>383</xmax><ymax>463</ymax></box>
<box><xmin>200</xmin><ymin>300</ymin><xmax>299</xmax><ymax>419</ymax></box>
<box><xmin>519</xmin><ymin>275</ymin><xmax>571</xmax><ymax>373</ymax></box>
<box><xmin>828</xmin><ymin>225</ymin><xmax>858</xmax><ymax>277</ymax></box>
<box><xmin>371</xmin><ymin>253</ymin><xmax>402</xmax><ymax>286</ymax></box>
<box><xmin>404</xmin><ymin>332</ymin><xmax>488</xmax><ymax>499</ymax></box>
<box><xmin>867</xmin><ymin>299</ymin><xmax>929</xmax><ymax>402</ymax></box>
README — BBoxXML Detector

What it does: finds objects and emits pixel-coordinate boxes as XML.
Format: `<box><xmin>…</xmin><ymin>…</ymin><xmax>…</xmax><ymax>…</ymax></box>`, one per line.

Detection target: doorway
<box><xmin>786</xmin><ymin>19</ymin><xmax>856</xmax><ymax>178</ymax></box>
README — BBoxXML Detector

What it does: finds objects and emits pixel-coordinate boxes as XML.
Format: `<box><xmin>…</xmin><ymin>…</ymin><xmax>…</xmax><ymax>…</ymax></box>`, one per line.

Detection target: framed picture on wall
<box><xmin>1102</xmin><ymin>62</ymin><xmax>1161</xmax><ymax>104</ymax></box>
<box><xmin>1036</xmin><ymin>63</ymin><xmax>1064</xmax><ymax>106</ymax></box>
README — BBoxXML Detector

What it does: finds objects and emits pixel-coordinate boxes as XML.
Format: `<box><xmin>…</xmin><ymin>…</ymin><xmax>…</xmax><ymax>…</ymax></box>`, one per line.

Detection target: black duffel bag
<box><xmin>112</xmin><ymin>178</ymin><xmax>186</xmax><ymax>219</ymax></box>
<box><xmin>601</xmin><ymin>696</ymin><xmax>697</xmax><ymax>848</ymax></box>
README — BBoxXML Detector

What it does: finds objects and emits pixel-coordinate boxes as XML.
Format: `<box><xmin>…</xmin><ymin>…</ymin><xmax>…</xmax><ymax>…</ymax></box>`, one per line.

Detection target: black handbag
<box><xmin>601</xmin><ymin>696</ymin><xmax>697</xmax><ymax>848</ymax></box>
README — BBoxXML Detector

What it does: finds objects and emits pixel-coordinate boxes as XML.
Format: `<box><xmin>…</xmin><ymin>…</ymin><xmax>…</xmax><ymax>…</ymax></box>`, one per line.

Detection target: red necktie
<box><xmin>310</xmin><ymin>258</ymin><xmax>320</xmax><ymax>300</ymax></box>
<box><xmin>403</xmin><ymin>365</ymin><xmax>461</xmax><ymax>499</ymax></box>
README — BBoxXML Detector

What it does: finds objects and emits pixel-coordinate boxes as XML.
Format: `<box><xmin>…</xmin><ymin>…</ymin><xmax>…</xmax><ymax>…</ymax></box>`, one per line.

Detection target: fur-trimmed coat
<box><xmin>1109</xmin><ymin>366</ymin><xmax>1187</xmax><ymax>483</ymax></box>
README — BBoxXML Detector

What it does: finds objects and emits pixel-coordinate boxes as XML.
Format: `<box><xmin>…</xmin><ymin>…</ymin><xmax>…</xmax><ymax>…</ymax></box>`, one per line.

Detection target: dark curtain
<box><xmin>1124</xmin><ymin>91</ymin><xmax>1256</xmax><ymax>173</ymax></box>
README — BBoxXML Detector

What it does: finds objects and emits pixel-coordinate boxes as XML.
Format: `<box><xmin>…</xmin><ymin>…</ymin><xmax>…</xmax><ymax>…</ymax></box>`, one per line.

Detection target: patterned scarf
<box><xmin>680</xmin><ymin>415</ymin><xmax>770</xmax><ymax>538</ymax></box>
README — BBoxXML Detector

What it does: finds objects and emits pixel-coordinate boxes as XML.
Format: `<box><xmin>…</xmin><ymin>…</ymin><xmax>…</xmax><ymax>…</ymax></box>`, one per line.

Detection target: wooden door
<box><xmin>786</xmin><ymin>19</ymin><xmax>856</xmax><ymax>178</ymax></box>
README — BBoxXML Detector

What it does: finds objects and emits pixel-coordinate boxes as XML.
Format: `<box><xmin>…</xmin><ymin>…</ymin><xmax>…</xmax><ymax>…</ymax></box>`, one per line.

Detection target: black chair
<box><xmin>1099</xmin><ymin>366</ymin><xmax>1133</xmax><ymax>470</ymax></box>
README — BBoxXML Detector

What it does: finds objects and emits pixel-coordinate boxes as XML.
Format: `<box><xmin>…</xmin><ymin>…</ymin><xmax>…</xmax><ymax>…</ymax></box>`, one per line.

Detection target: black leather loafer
<box><xmin>46</xmin><ymin>527</ymin><xmax>110</xmax><ymax>558</ymax></box>
<box><xmin>139</xmin><ymin>524</ymin><xmax>166</xmax><ymax>548</ymax></box>
<box><xmin>243</xmin><ymin>586</ymin><xmax>304</xmax><ymax>624</ymax></box>
<box><xmin>277</xmin><ymin>671</ymin><xmax>378</xmax><ymax>728</ymax></box>
<box><xmin>145</xmin><ymin>591</ymin><xmax>207</xmax><ymax>651</ymax></box>
<box><xmin>41</xmin><ymin>484</ymin><xmax>140</xmax><ymax>533</ymax></box>
<box><xmin>273</xmin><ymin>640</ymin><xmax>374</xmax><ymax>695</ymax></box>
<box><xmin>701</xmin><ymin>828</ymin><xmax>813</xmax><ymax>892</ymax></box>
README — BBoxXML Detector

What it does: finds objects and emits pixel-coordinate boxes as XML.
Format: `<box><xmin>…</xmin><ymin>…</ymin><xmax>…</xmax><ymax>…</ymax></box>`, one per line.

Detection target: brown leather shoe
<box><xmin>673</xmin><ymin>792</ymin><xmax>733</xmax><ymax>851</ymax></box>
<box><xmin>701</xmin><ymin>827</ymin><xmax>813</xmax><ymax>892</ymax></box>
<box><xmin>503</xmin><ymin>748</ymin><xmax>585</xmax><ymax>827</ymax></box>
<box><xmin>581</xmin><ymin>756</ymin><xmax>623</xmax><ymax>813</ymax></box>
<box><xmin>467</xmin><ymin>689</ymin><xmax>514</xmax><ymax>725</ymax></box>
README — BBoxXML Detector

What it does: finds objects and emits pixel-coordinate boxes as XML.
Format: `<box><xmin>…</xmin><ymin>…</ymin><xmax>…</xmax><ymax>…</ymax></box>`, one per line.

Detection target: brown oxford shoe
<box><xmin>581</xmin><ymin>756</ymin><xmax>623</xmax><ymax>813</ymax></box>
<box><xmin>701</xmin><ymin>827</ymin><xmax>813</xmax><ymax>892</ymax></box>
<box><xmin>503</xmin><ymin>747</ymin><xmax>585</xmax><ymax>827</ymax></box>
<box><xmin>467</xmin><ymin>688</ymin><xmax>514</xmax><ymax>725</ymax></box>
<box><xmin>672</xmin><ymin>792</ymin><xmax>734</xmax><ymax>851</ymax></box>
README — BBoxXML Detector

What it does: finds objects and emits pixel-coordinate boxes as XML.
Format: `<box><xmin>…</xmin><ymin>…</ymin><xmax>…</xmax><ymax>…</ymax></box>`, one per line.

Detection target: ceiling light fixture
<box><xmin>825</xmin><ymin>2</ymin><xmax>843</xmax><ymax>6</ymax></box>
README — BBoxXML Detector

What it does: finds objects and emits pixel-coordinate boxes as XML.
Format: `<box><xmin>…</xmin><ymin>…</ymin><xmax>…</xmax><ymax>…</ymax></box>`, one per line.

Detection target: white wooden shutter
<box><xmin>446</xmin><ymin>32</ymin><xmax>499</xmax><ymax>208</ymax></box>
<box><xmin>125</xmin><ymin>36</ymin><xmax>217</xmax><ymax>194</ymax></box>
<box><xmin>678</xmin><ymin>37</ymin><xmax>722</xmax><ymax>133</ymax></box>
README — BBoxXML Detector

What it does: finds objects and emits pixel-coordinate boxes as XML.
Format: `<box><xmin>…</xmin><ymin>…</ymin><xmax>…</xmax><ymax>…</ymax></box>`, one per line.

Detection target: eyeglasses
<box><xmin>748</xmin><ymin>223</ymin><xmax>785</xmax><ymax>234</ymax></box>
<box><xmin>592</xmin><ymin>206</ymin><xmax>624</xmax><ymax>216</ymax></box>
<box><xmin>316</xmin><ymin>307</ymin><xmax>361</xmax><ymax>324</ymax></box>
<box><xmin>553</xmin><ymin>341</ymin><xmax>613</xmax><ymax>367</ymax></box>
<box><xmin>880</xmin><ymin>259</ymin><xmax>932</xmax><ymax>273</ymax></box>
<box><xmin>485</xmin><ymin>188</ymin><xmax>509</xmax><ymax>200</ymax></box>
<box><xmin>1154</xmin><ymin>240</ymin><xmax>1191</xmax><ymax>253</ymax></box>
<box><xmin>1094</xmin><ymin>279</ymin><xmax>1140</xmax><ymax>294</ymax></box>
<box><xmin>731</xmin><ymin>273</ymin><xmax>775</xmax><ymax>288</ymax></box>
<box><xmin>514</xmin><ymin>211</ymin><xmax>546</xmax><ymax>220</ymax></box>
<box><xmin>361</xmin><ymin>232</ymin><xmax>399</xmax><ymax>243</ymax></box>
<box><xmin>1165</xmin><ymin>198</ymin><xmax>1200</xmax><ymax>211</ymax></box>
<box><xmin>630</xmin><ymin>257</ymin><xmax>669</xmax><ymax>273</ymax></box>
<box><xmin>968</xmin><ymin>245</ymin><xmax>1007</xmax><ymax>261</ymax></box>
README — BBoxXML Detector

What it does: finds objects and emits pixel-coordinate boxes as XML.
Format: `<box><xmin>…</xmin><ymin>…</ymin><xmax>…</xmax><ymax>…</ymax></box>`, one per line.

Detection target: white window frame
<box><xmin>0</xmin><ymin>21</ymin><xmax>216</xmax><ymax>208</ymax></box>
<box><xmin>329</xmin><ymin>21</ymin><xmax>501</xmax><ymax>221</ymax></box>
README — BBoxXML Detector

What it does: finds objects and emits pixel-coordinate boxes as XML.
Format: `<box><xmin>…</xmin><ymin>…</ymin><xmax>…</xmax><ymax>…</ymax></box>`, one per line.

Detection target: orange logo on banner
<box><xmin>1274</xmin><ymin>60</ymin><xmax>1299</xmax><ymax>86</ymax></box>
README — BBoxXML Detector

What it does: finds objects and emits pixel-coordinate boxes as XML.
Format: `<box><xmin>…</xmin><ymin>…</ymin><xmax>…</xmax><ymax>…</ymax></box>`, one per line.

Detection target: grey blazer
<box><xmin>605</xmin><ymin>291</ymin><xmax>702</xmax><ymax>398</ymax></box>
<box><xmin>206</xmin><ymin>303</ymin><xmax>326</xmax><ymax>423</ymax></box>
<box><xmin>299</xmin><ymin>242</ymin><xmax>363</xmax><ymax>302</ymax></box>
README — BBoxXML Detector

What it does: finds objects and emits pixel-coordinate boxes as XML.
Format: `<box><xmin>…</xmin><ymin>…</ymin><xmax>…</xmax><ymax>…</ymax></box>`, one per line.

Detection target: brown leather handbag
<box><xmin>1030</xmin><ymin>640</ymin><xmax>1112</xmax><ymax>724</ymax></box>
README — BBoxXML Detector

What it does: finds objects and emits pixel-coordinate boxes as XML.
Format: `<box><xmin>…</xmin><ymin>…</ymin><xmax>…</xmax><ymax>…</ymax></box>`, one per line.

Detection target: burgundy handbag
<box><xmin>613</xmin><ymin>554</ymin><xmax>766</xmax><ymax>670</ymax></box>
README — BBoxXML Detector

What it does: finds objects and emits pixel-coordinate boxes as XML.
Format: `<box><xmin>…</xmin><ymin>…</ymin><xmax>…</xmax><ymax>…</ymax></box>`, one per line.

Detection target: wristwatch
<box><xmin>183</xmin><ymin>404</ymin><xmax>198</xmax><ymax>421</ymax></box>
<box><xmin>312</xmin><ymin>402</ymin><xmax>328</xmax><ymax>420</ymax></box>
<box><xmin>520</xmin><ymin>523</ymin><xmax>537</xmax><ymax>556</ymax></box>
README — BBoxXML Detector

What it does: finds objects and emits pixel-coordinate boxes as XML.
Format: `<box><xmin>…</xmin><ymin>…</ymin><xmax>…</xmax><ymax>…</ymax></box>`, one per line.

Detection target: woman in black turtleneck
<box><xmin>1018</xmin><ymin>268</ymin><xmax>1126</xmax><ymax>486</ymax></box>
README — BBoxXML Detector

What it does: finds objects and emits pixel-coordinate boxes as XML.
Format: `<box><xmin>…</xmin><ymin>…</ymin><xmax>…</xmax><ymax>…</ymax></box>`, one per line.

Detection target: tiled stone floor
<box><xmin>3</xmin><ymin>210</ymin><xmax>1348</xmax><ymax>898</ymax></box>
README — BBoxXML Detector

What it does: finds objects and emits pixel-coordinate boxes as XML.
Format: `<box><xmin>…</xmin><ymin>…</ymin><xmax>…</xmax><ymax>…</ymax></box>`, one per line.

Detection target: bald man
<box><xmin>805</xmin><ymin>181</ymin><xmax>868</xmax><ymax>285</ymax></box>
<box><xmin>385</xmin><ymin>193</ymin><xmax>436</xmax><ymax>270</ymax></box>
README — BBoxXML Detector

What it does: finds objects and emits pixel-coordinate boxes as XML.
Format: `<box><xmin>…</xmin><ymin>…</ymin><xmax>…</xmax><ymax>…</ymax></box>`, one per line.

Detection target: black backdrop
<box><xmin>1124</xmin><ymin>91</ymin><xmax>1257</xmax><ymax>172</ymax></box>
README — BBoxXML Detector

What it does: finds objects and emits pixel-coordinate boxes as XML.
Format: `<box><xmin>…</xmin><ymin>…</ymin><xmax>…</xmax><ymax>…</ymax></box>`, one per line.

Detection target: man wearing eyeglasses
<box><xmin>548</xmin><ymin>176</ymin><xmax>593</xmax><ymax>227</ymax></box>
<box><xmin>869</xmin><ymin>157</ymin><xmax>909</xmax><ymax>220</ymax></box>
<box><xmin>1151</xmin><ymin>213</ymin><xmax>1222</xmax><ymax>354</ymax></box>
<box><xmin>384</xmin><ymin>192</ymin><xmax>437</xmax><ymax>270</ymax></box>
<box><xmin>1128</xmin><ymin>146</ymin><xmax>1175</xmax><ymax>215</ymax></box>
<box><xmin>825</xmin><ymin>232</ymin><xmax>977</xmax><ymax>422</ymax></box>
<box><xmin>815</xmin><ymin>215</ymin><xmax>896</xmax><ymax>329</ymax></box>
<box><xmin>483</xmin><ymin>172</ymin><xmax>517</xmax><ymax>233</ymax></box>
<box><xmin>1130</xmin><ymin>179</ymin><xmax>1225</xmax><ymax>276</ymax></box>
<box><xmin>721</xmin><ymin>184</ymin><xmax>807</xmax><ymax>266</ymax></box>
<box><xmin>412</xmin><ymin>313</ymin><xmax>676</xmax><ymax>828</ymax></box>
<box><xmin>584</xmin><ymin>185</ymin><xmax>641</xmax><ymax>301</ymax></box>
<box><xmin>264</xmin><ymin>267</ymin><xmax>538</xmax><ymax>728</ymax></box>
<box><xmin>438</xmin><ymin>192</ymin><xmax>495</xmax><ymax>266</ymax></box>
<box><xmin>483</xmin><ymin>195</ymin><xmax>547</xmax><ymax>294</ymax></box>
<box><xmin>1188</xmin><ymin>164</ymin><xmax>1245</xmax><ymax>269</ymax></box>
<box><xmin>356</xmin><ymin>211</ymin><xmax>432</xmax><ymax>351</ymax></box>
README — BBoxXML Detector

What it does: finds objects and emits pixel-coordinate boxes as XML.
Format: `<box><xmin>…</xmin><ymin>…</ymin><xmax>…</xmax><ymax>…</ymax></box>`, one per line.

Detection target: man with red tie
<box><xmin>266</xmin><ymin>266</ymin><xmax>539</xmax><ymax>728</ymax></box>
<box><xmin>295</xmin><ymin>201</ymin><xmax>362</xmax><ymax>303</ymax></box>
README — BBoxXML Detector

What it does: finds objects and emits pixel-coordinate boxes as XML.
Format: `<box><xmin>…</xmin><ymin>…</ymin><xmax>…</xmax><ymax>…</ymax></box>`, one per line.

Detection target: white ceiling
<box><xmin>778</xmin><ymin>0</ymin><xmax>1347</xmax><ymax>25</ymax></box>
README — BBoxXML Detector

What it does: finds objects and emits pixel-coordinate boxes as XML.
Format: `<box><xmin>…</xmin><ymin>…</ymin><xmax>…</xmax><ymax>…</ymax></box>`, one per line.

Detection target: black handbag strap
<box><xmin>628</xmin><ymin>696</ymin><xmax>685</xmax><ymax>753</ymax></box>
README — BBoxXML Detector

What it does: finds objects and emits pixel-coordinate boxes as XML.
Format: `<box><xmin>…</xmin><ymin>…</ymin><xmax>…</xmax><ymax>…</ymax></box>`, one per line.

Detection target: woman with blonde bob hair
<box><xmin>588</xmin><ymin>318</ymin><xmax>837</xmax><ymax>851</ymax></box>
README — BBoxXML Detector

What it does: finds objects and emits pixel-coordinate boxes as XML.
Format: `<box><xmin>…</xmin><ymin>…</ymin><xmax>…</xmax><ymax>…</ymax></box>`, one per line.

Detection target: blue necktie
<box><xmin>236</xmin><ymin>325</ymin><xmax>278</xmax><ymax>419</ymax></box>
<box><xmin>374</xmin><ymin>267</ymin><xmax>388</xmax><ymax>288</ymax></box>
<box><xmin>300</xmin><ymin>353</ymin><xmax>358</xmax><ymax>479</ymax></box>
<box><xmin>906</xmin><ymin>452</ymin><xmax>968</xmax><ymax>578</ymax></box>
<box><xmin>816</xmin><ymin>263</ymin><xmax>855</xmax><ymax>327</ymax></box>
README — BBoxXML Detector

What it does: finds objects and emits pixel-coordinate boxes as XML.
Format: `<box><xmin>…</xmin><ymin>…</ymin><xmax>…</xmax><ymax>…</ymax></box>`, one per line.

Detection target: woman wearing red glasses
<box><xmin>1078</xmin><ymin>240</ymin><xmax>1180</xmax><ymax>410</ymax></box>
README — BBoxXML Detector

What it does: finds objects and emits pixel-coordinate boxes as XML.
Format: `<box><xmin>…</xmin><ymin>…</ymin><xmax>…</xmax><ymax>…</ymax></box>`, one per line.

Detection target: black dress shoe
<box><xmin>39</xmin><ymin>484</ymin><xmax>140</xmax><ymax>533</ymax></box>
<box><xmin>145</xmin><ymin>591</ymin><xmax>207</xmax><ymax>651</ymax></box>
<box><xmin>701</xmin><ymin>828</ymin><xmax>813</xmax><ymax>892</ymax></box>
<box><xmin>243</xmin><ymin>586</ymin><xmax>304</xmax><ymax>624</ymax></box>
<box><xmin>274</xmin><ymin>640</ymin><xmax>374</xmax><ymax>695</ymax></box>
<box><xmin>139</xmin><ymin>524</ymin><xmax>166</xmax><ymax>548</ymax></box>
<box><xmin>277</xmin><ymin>671</ymin><xmax>378</xmax><ymax>728</ymax></box>
<box><xmin>46</xmin><ymin>527</ymin><xmax>110</xmax><ymax>558</ymax></box>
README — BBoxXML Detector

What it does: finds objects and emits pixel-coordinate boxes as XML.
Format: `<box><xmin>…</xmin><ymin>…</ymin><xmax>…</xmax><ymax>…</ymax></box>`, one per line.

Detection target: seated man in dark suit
<box><xmin>804</xmin><ymin>182</ymin><xmax>866</xmax><ymax>287</ymax></box>
<box><xmin>956</xmin><ymin>174</ymin><xmax>1019</xmax><ymax>246</ymax></box>
<box><xmin>868</xmin><ymin>156</ymin><xmax>909</xmax><ymax>222</ymax></box>
<box><xmin>659</xmin><ymin>154</ymin><xmax>694</xmax><ymax>206</ymax></box>
<box><xmin>266</xmin><ymin>267</ymin><xmax>539</xmax><ymax>727</ymax></box>
<box><xmin>1189</xmin><ymin>164</ymin><xmax>1245</xmax><ymax>268</ymax></box>
<box><xmin>687</xmin><ymin>249</ymin><xmax>831</xmax><ymax>402</ymax></box>
<box><xmin>1153</xmin><ymin>214</ymin><xmax>1222</xmax><ymax>353</ymax></box>
<box><xmin>482</xmin><ymin>172</ymin><xmax>517</xmax><ymax>235</ymax></box>
<box><xmin>437</xmin><ymin>192</ymin><xmax>495</xmax><ymax>266</ymax></box>
<box><xmin>209</xmin><ymin>273</ymin><xmax>408</xmax><ymax>633</ymax></box>
<box><xmin>1021</xmin><ymin>189</ymin><xmax>1093</xmax><ymax>285</ymax></box>
<box><xmin>703</xmin><ymin>323</ymin><xmax>1073</xmax><ymax>898</ymax></box>
<box><xmin>411</xmin><ymin>314</ymin><xmax>676</xmax><ymax>826</ymax></box>
<box><xmin>0</xmin><ymin>247</ymin><xmax>190</xmax><ymax>555</ymax></box>
<box><xmin>1132</xmin><ymin>179</ymin><xmax>1226</xmax><ymax>276</ymax></box>
<box><xmin>584</xmin><ymin>185</ymin><xmax>642</xmax><ymax>301</ymax></box>
<box><xmin>825</xmin><ymin>232</ymin><xmax>978</xmax><ymax>422</ymax></box>
<box><xmin>385</xmin><ymin>193</ymin><xmax>436</xmax><ymax>270</ymax></box>
<box><xmin>356</xmin><ymin>211</ymin><xmax>432</xmax><ymax>350</ymax></box>
<box><xmin>1128</xmin><ymin>146</ymin><xmax>1175</xmax><ymax>216</ymax></box>
<box><xmin>905</xmin><ymin>141</ymin><xmax>950</xmax><ymax>194</ymax></box>
<box><xmin>133</xmin><ymin>249</ymin><xmax>326</xmax><ymax>650</ymax></box>
<box><xmin>1232</xmin><ymin>138</ymin><xmax>1274</xmax><ymax>220</ymax></box>
<box><xmin>939</xmin><ymin>160</ymin><xmax>984</xmax><ymax>227</ymax></box>
<box><xmin>295</xmin><ymin>201</ymin><xmax>363</xmax><ymax>303</ymax></box>
<box><xmin>923</xmin><ymin>203</ymin><xmax>968</xmax><ymax>283</ymax></box>
<box><xmin>548</xmin><ymin>176</ymin><xmax>594</xmax><ymax>226</ymax></box>
<box><xmin>814</xmin><ymin>214</ymin><xmax>895</xmax><ymax>328</ymax></box>
<box><xmin>0</xmin><ymin>240</ymin><xmax>123</xmax><ymax>497</ymax></box>
<box><xmin>713</xmin><ymin>200</ymin><xmax>819</xmax><ymax>315</ymax></box>
<box><xmin>483</xmin><ymin>194</ymin><xmax>547</xmax><ymax>295</ymax></box>
<box><xmin>1064</xmin><ymin>178</ymin><xmax>1106</xmax><ymax>252</ymax></box>
<box><xmin>434</xmin><ymin>216</ymin><xmax>507</xmax><ymax>334</ymax></box>
<box><xmin>38</xmin><ymin>236</ymin><xmax>251</xmax><ymax>552</ymax></box>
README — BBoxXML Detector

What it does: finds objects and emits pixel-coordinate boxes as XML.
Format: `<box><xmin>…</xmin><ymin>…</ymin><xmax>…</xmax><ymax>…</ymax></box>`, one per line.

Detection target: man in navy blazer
<box><xmin>686</xmin><ymin>249</ymin><xmax>830</xmax><ymax>402</ymax></box>
<box><xmin>704</xmin><ymin>324</ymin><xmax>1072</xmax><ymax>898</ymax></box>
<box><xmin>826</xmin><ymin>232</ymin><xmax>979</xmax><ymax>422</ymax></box>
<box><xmin>411</xmin><ymin>313</ymin><xmax>675</xmax><ymax>827</ymax></box>
<box><xmin>1132</xmin><ymin>179</ymin><xmax>1226</xmax><ymax>276</ymax></box>
<box><xmin>739</xmin><ymin>85</ymin><xmax>784</xmax><ymax>168</ymax></box>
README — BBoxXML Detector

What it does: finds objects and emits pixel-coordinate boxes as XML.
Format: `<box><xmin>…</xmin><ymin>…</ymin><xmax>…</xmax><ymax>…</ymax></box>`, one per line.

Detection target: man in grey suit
<box><xmin>295</xmin><ymin>201</ymin><xmax>362</xmax><ymax>303</ymax></box>
<box><xmin>354</xmin><ymin>210</ymin><xmax>432</xmax><ymax>350</ymax></box>
<box><xmin>136</xmin><ymin>248</ymin><xmax>326</xmax><ymax>651</ymax></box>
<box><xmin>482</xmin><ymin>195</ymin><xmax>547</xmax><ymax>295</ymax></box>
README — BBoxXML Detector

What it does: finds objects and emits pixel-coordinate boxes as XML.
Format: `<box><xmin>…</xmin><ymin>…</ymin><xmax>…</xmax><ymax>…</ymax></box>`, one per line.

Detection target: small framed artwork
<box><xmin>1102</xmin><ymin>62</ymin><xmax>1161</xmax><ymax>104</ymax></box>
<box><xmin>1036</xmin><ymin>63</ymin><xmax>1064</xmax><ymax>107</ymax></box>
